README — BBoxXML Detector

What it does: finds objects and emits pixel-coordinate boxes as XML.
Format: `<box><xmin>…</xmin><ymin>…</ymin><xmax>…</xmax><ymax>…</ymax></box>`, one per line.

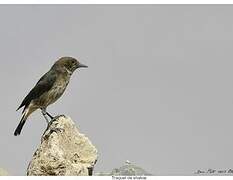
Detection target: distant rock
<box><xmin>0</xmin><ymin>168</ymin><xmax>9</xmax><ymax>176</ymax></box>
<box><xmin>27</xmin><ymin>115</ymin><xmax>98</xmax><ymax>176</ymax></box>
<box><xmin>96</xmin><ymin>161</ymin><xmax>153</xmax><ymax>176</ymax></box>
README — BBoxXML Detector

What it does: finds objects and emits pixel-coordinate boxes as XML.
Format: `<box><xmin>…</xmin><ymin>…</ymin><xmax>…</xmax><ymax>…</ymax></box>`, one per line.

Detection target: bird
<box><xmin>14</xmin><ymin>56</ymin><xmax>88</xmax><ymax>136</ymax></box>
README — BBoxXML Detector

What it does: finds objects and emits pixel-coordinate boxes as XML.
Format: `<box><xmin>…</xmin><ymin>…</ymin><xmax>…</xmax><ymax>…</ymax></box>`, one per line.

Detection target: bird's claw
<box><xmin>50</xmin><ymin>127</ymin><xmax>65</xmax><ymax>134</ymax></box>
<box><xmin>54</xmin><ymin>114</ymin><xmax>66</xmax><ymax>119</ymax></box>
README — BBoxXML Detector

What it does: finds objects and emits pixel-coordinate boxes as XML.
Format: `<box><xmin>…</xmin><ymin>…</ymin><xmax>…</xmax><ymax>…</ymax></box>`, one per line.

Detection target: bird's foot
<box><xmin>53</xmin><ymin>114</ymin><xmax>66</xmax><ymax>120</ymax></box>
<box><xmin>43</xmin><ymin>127</ymin><xmax>65</xmax><ymax>140</ymax></box>
<box><xmin>45</xmin><ymin>115</ymin><xmax>66</xmax><ymax>128</ymax></box>
<box><xmin>50</xmin><ymin>127</ymin><xmax>65</xmax><ymax>134</ymax></box>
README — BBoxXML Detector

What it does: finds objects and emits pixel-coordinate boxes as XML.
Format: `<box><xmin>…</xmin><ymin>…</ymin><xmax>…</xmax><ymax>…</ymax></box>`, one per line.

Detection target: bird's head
<box><xmin>53</xmin><ymin>57</ymin><xmax>88</xmax><ymax>74</ymax></box>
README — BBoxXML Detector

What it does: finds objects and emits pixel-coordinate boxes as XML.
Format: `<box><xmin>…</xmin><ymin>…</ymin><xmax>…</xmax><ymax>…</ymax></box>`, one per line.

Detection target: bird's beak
<box><xmin>78</xmin><ymin>63</ymin><xmax>88</xmax><ymax>68</ymax></box>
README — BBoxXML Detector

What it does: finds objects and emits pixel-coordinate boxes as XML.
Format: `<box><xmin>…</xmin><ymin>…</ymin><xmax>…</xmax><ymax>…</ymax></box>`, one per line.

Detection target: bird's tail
<box><xmin>14</xmin><ymin>105</ymin><xmax>33</xmax><ymax>136</ymax></box>
<box><xmin>14</xmin><ymin>114</ymin><xmax>27</xmax><ymax>136</ymax></box>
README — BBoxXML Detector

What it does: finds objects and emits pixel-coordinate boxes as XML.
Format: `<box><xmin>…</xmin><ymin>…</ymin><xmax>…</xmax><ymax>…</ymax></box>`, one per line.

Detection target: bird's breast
<box><xmin>47</xmin><ymin>79</ymin><xmax>69</xmax><ymax>104</ymax></box>
<box><xmin>33</xmin><ymin>77</ymin><xmax>70</xmax><ymax>108</ymax></box>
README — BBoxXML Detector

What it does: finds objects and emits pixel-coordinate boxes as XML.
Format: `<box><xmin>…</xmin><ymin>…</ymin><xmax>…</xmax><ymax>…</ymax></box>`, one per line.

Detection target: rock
<box><xmin>96</xmin><ymin>161</ymin><xmax>152</xmax><ymax>176</ymax></box>
<box><xmin>27</xmin><ymin>115</ymin><xmax>98</xmax><ymax>176</ymax></box>
<box><xmin>0</xmin><ymin>168</ymin><xmax>9</xmax><ymax>176</ymax></box>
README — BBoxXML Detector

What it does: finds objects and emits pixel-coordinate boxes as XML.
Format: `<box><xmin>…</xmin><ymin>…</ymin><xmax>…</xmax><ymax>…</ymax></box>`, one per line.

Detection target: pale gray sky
<box><xmin>0</xmin><ymin>5</ymin><xmax>233</xmax><ymax>175</ymax></box>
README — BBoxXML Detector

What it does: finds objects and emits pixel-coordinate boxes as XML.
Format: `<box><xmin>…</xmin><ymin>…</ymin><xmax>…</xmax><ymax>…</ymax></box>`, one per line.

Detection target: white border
<box><xmin>1</xmin><ymin>176</ymin><xmax>233</xmax><ymax>180</ymax></box>
<box><xmin>0</xmin><ymin>1</ymin><xmax>232</xmax><ymax>179</ymax></box>
<box><xmin>0</xmin><ymin>0</ymin><xmax>233</xmax><ymax>4</ymax></box>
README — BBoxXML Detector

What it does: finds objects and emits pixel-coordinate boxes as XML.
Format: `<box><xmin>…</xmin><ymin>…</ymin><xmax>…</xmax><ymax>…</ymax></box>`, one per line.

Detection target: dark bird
<box><xmin>14</xmin><ymin>57</ymin><xmax>88</xmax><ymax>136</ymax></box>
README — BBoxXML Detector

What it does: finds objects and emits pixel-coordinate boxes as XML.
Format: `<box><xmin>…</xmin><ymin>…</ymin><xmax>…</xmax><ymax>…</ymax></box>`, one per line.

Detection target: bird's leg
<box><xmin>46</xmin><ymin>112</ymin><xmax>54</xmax><ymax>119</ymax></box>
<box><xmin>41</xmin><ymin>108</ymin><xmax>50</xmax><ymax>124</ymax></box>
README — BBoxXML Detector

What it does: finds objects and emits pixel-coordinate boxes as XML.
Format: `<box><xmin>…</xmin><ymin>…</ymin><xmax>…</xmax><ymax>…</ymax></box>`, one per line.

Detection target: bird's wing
<box><xmin>17</xmin><ymin>70</ymin><xmax>57</xmax><ymax>111</ymax></box>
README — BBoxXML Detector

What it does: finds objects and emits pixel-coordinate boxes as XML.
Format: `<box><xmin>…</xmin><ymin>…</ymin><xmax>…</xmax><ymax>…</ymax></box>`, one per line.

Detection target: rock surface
<box><xmin>27</xmin><ymin>115</ymin><xmax>98</xmax><ymax>176</ymax></box>
<box><xmin>96</xmin><ymin>161</ymin><xmax>152</xmax><ymax>176</ymax></box>
<box><xmin>0</xmin><ymin>168</ymin><xmax>9</xmax><ymax>176</ymax></box>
